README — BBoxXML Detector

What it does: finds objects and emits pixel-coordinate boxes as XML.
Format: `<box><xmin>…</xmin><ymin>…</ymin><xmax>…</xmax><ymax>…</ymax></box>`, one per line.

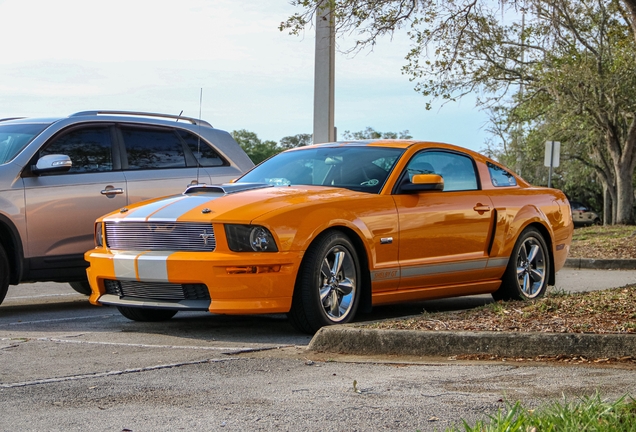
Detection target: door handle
<box><xmin>473</xmin><ymin>204</ymin><xmax>491</xmax><ymax>213</ymax></box>
<box><xmin>101</xmin><ymin>187</ymin><xmax>124</xmax><ymax>195</ymax></box>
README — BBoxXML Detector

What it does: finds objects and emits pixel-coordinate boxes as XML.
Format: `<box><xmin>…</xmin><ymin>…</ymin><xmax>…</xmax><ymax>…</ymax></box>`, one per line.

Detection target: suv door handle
<box><xmin>101</xmin><ymin>187</ymin><xmax>124</xmax><ymax>196</ymax></box>
<box><xmin>473</xmin><ymin>204</ymin><xmax>491</xmax><ymax>213</ymax></box>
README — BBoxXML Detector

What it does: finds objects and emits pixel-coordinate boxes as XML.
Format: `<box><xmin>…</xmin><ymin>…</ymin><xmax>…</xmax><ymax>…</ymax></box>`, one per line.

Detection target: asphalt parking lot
<box><xmin>1</xmin><ymin>268</ymin><xmax>635</xmax><ymax>431</ymax></box>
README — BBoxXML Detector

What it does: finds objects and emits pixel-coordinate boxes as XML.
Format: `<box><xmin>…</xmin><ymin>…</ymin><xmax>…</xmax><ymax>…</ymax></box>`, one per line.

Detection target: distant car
<box><xmin>85</xmin><ymin>140</ymin><xmax>573</xmax><ymax>334</ymax></box>
<box><xmin>569</xmin><ymin>201</ymin><xmax>601</xmax><ymax>226</ymax></box>
<box><xmin>0</xmin><ymin>111</ymin><xmax>253</xmax><ymax>305</ymax></box>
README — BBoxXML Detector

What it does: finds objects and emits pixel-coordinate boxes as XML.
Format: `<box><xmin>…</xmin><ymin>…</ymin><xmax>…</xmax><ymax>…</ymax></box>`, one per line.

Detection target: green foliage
<box><xmin>231</xmin><ymin>129</ymin><xmax>280</xmax><ymax>165</ymax></box>
<box><xmin>451</xmin><ymin>393</ymin><xmax>636</xmax><ymax>432</ymax></box>
<box><xmin>279</xmin><ymin>133</ymin><xmax>312</xmax><ymax>150</ymax></box>
<box><xmin>341</xmin><ymin>127</ymin><xmax>412</xmax><ymax>140</ymax></box>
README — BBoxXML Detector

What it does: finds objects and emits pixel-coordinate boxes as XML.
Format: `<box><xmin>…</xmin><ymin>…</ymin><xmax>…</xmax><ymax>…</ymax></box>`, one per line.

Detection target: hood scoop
<box><xmin>184</xmin><ymin>183</ymin><xmax>273</xmax><ymax>196</ymax></box>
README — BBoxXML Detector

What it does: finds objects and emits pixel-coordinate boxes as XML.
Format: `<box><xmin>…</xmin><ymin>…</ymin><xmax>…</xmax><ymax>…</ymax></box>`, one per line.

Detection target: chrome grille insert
<box><xmin>104</xmin><ymin>280</ymin><xmax>210</xmax><ymax>301</ymax></box>
<box><xmin>105</xmin><ymin>222</ymin><xmax>215</xmax><ymax>252</ymax></box>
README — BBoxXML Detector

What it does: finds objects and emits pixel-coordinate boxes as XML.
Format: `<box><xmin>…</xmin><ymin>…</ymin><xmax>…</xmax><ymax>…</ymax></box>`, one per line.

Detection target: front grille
<box><xmin>105</xmin><ymin>222</ymin><xmax>215</xmax><ymax>252</ymax></box>
<box><xmin>104</xmin><ymin>279</ymin><xmax>210</xmax><ymax>301</ymax></box>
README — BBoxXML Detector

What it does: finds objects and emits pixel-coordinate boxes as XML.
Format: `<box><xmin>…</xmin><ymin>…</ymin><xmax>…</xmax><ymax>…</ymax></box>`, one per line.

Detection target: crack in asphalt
<box><xmin>0</xmin><ymin>357</ymin><xmax>240</xmax><ymax>389</ymax></box>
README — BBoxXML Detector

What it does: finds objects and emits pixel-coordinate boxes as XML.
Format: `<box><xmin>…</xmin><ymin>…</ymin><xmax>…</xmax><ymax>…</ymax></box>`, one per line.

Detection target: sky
<box><xmin>0</xmin><ymin>0</ymin><xmax>490</xmax><ymax>152</ymax></box>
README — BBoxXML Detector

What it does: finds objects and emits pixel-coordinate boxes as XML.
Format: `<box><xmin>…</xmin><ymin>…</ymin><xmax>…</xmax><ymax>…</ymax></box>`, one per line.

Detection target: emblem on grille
<box><xmin>199</xmin><ymin>230</ymin><xmax>213</xmax><ymax>245</ymax></box>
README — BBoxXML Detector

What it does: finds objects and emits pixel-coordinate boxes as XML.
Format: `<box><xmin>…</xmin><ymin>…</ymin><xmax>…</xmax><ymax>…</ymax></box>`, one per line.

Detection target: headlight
<box><xmin>95</xmin><ymin>222</ymin><xmax>103</xmax><ymax>247</ymax></box>
<box><xmin>225</xmin><ymin>225</ymin><xmax>278</xmax><ymax>252</ymax></box>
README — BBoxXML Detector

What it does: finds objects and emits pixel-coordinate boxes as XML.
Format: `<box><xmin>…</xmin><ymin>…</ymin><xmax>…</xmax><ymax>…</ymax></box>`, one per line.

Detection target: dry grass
<box><xmin>569</xmin><ymin>225</ymin><xmax>636</xmax><ymax>259</ymax></box>
<box><xmin>365</xmin><ymin>226</ymin><xmax>636</xmax><ymax>364</ymax></box>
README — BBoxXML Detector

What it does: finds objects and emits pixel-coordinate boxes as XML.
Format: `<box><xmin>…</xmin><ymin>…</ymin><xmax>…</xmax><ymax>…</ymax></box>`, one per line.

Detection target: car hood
<box><xmin>102</xmin><ymin>183</ymin><xmax>373</xmax><ymax>224</ymax></box>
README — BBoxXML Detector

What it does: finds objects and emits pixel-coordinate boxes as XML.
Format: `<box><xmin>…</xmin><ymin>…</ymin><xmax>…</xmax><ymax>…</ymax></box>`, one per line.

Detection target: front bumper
<box><xmin>85</xmin><ymin>249</ymin><xmax>303</xmax><ymax>314</ymax></box>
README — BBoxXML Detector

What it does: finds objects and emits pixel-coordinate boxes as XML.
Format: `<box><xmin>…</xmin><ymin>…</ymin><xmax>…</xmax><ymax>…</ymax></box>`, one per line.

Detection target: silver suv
<box><xmin>0</xmin><ymin>111</ymin><xmax>254</xmax><ymax>304</ymax></box>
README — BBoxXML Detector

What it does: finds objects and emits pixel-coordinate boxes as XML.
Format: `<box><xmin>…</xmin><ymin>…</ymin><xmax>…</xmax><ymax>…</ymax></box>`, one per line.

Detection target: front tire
<box><xmin>0</xmin><ymin>244</ymin><xmax>9</xmax><ymax>306</ymax></box>
<box><xmin>493</xmin><ymin>227</ymin><xmax>550</xmax><ymax>301</ymax></box>
<box><xmin>288</xmin><ymin>231</ymin><xmax>361</xmax><ymax>334</ymax></box>
<box><xmin>117</xmin><ymin>306</ymin><xmax>177</xmax><ymax>322</ymax></box>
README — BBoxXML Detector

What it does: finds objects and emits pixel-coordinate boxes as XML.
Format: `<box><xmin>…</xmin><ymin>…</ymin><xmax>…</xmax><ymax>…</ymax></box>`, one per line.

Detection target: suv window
<box><xmin>40</xmin><ymin>126</ymin><xmax>113</xmax><ymax>174</ymax></box>
<box><xmin>0</xmin><ymin>123</ymin><xmax>50</xmax><ymax>164</ymax></box>
<box><xmin>406</xmin><ymin>151</ymin><xmax>478</xmax><ymax>191</ymax></box>
<box><xmin>121</xmin><ymin>127</ymin><xmax>187</xmax><ymax>170</ymax></box>
<box><xmin>176</xmin><ymin>129</ymin><xmax>227</xmax><ymax>167</ymax></box>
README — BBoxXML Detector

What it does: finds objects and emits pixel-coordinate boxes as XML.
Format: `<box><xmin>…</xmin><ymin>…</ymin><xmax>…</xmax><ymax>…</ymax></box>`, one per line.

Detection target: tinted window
<box><xmin>122</xmin><ymin>127</ymin><xmax>186</xmax><ymax>170</ymax></box>
<box><xmin>40</xmin><ymin>127</ymin><xmax>112</xmax><ymax>174</ymax></box>
<box><xmin>406</xmin><ymin>151</ymin><xmax>478</xmax><ymax>191</ymax></box>
<box><xmin>0</xmin><ymin>123</ymin><xmax>50</xmax><ymax>164</ymax></box>
<box><xmin>487</xmin><ymin>162</ymin><xmax>517</xmax><ymax>187</ymax></box>
<box><xmin>177</xmin><ymin>130</ymin><xmax>226</xmax><ymax>167</ymax></box>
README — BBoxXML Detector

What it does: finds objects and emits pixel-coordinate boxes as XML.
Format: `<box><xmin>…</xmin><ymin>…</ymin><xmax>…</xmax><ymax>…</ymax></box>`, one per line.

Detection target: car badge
<box><xmin>199</xmin><ymin>230</ymin><xmax>213</xmax><ymax>245</ymax></box>
<box><xmin>120</xmin><ymin>208</ymin><xmax>128</xmax><ymax>213</ymax></box>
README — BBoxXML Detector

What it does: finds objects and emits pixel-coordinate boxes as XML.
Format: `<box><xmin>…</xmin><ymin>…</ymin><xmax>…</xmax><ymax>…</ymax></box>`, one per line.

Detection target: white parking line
<box><xmin>35</xmin><ymin>337</ymin><xmax>292</xmax><ymax>353</ymax></box>
<box><xmin>0</xmin><ymin>315</ymin><xmax>115</xmax><ymax>327</ymax></box>
<box><xmin>6</xmin><ymin>293</ymin><xmax>82</xmax><ymax>300</ymax></box>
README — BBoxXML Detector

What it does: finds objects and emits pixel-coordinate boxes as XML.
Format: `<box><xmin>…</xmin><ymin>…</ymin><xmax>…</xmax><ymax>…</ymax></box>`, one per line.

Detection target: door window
<box><xmin>40</xmin><ymin>127</ymin><xmax>113</xmax><ymax>174</ymax></box>
<box><xmin>405</xmin><ymin>151</ymin><xmax>478</xmax><ymax>191</ymax></box>
<box><xmin>176</xmin><ymin>130</ymin><xmax>227</xmax><ymax>167</ymax></box>
<box><xmin>121</xmin><ymin>127</ymin><xmax>187</xmax><ymax>170</ymax></box>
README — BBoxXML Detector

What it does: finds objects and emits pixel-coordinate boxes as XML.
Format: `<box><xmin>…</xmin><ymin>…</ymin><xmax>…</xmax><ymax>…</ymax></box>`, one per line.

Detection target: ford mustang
<box><xmin>85</xmin><ymin>140</ymin><xmax>573</xmax><ymax>333</ymax></box>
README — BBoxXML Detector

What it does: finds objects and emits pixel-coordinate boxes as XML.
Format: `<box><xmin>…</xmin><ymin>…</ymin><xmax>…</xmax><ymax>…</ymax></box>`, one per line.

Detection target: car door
<box><xmin>22</xmin><ymin>125</ymin><xmax>127</xmax><ymax>269</ymax></box>
<box><xmin>117</xmin><ymin>125</ymin><xmax>218</xmax><ymax>203</ymax></box>
<box><xmin>392</xmin><ymin>150</ymin><xmax>494</xmax><ymax>290</ymax></box>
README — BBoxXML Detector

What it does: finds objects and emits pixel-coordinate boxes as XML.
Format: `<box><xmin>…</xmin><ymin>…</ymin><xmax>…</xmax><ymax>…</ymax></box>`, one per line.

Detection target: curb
<box><xmin>564</xmin><ymin>258</ymin><xmax>636</xmax><ymax>270</ymax></box>
<box><xmin>308</xmin><ymin>326</ymin><xmax>636</xmax><ymax>358</ymax></box>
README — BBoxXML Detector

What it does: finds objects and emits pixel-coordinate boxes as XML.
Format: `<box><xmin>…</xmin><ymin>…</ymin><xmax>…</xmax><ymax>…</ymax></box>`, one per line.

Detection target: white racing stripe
<box><xmin>136</xmin><ymin>251</ymin><xmax>172</xmax><ymax>282</ymax></box>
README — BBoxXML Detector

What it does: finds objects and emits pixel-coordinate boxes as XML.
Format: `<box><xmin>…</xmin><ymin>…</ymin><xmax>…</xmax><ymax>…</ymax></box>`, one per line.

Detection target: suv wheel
<box><xmin>0</xmin><ymin>244</ymin><xmax>9</xmax><ymax>305</ymax></box>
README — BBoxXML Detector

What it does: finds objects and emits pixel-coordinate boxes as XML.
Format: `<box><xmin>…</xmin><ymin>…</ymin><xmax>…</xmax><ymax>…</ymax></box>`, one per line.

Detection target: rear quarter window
<box><xmin>488</xmin><ymin>162</ymin><xmax>517</xmax><ymax>187</ymax></box>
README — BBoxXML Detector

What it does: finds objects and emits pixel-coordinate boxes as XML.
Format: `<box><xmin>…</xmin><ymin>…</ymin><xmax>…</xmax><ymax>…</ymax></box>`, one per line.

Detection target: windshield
<box><xmin>237</xmin><ymin>146</ymin><xmax>404</xmax><ymax>193</ymax></box>
<box><xmin>0</xmin><ymin>123</ymin><xmax>50</xmax><ymax>164</ymax></box>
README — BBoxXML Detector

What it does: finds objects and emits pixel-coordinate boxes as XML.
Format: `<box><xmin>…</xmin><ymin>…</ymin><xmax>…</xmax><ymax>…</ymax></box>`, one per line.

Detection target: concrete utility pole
<box><xmin>313</xmin><ymin>4</ymin><xmax>335</xmax><ymax>144</ymax></box>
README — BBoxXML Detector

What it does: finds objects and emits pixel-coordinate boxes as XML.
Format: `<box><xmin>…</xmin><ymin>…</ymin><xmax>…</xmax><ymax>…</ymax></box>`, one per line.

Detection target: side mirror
<box><xmin>32</xmin><ymin>154</ymin><xmax>72</xmax><ymax>174</ymax></box>
<box><xmin>401</xmin><ymin>173</ymin><xmax>444</xmax><ymax>192</ymax></box>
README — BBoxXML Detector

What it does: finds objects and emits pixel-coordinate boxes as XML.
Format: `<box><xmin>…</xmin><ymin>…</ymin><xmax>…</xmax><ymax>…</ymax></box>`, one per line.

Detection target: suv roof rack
<box><xmin>70</xmin><ymin>110</ymin><xmax>212</xmax><ymax>127</ymax></box>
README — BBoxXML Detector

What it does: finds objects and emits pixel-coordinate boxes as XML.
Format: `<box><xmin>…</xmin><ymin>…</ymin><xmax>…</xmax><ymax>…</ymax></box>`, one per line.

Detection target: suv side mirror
<box><xmin>400</xmin><ymin>173</ymin><xmax>444</xmax><ymax>192</ymax></box>
<box><xmin>32</xmin><ymin>154</ymin><xmax>72</xmax><ymax>174</ymax></box>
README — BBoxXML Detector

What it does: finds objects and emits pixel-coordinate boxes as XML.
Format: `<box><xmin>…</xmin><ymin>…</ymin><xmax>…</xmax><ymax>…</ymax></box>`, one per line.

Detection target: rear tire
<box><xmin>69</xmin><ymin>280</ymin><xmax>92</xmax><ymax>295</ymax></box>
<box><xmin>117</xmin><ymin>306</ymin><xmax>177</xmax><ymax>322</ymax></box>
<box><xmin>288</xmin><ymin>231</ymin><xmax>360</xmax><ymax>334</ymax></box>
<box><xmin>493</xmin><ymin>227</ymin><xmax>550</xmax><ymax>301</ymax></box>
<box><xmin>0</xmin><ymin>244</ymin><xmax>9</xmax><ymax>306</ymax></box>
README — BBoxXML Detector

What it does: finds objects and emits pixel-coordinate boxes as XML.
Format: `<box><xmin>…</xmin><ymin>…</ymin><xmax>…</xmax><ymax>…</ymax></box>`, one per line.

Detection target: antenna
<box><xmin>196</xmin><ymin>88</ymin><xmax>203</xmax><ymax>185</ymax></box>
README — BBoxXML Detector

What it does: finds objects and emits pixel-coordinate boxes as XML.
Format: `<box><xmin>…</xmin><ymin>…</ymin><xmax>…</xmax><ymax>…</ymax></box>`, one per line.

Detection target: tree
<box><xmin>282</xmin><ymin>0</ymin><xmax>636</xmax><ymax>224</ymax></box>
<box><xmin>279</xmin><ymin>133</ymin><xmax>313</xmax><ymax>149</ymax></box>
<box><xmin>231</xmin><ymin>129</ymin><xmax>279</xmax><ymax>164</ymax></box>
<box><xmin>341</xmin><ymin>127</ymin><xmax>412</xmax><ymax>140</ymax></box>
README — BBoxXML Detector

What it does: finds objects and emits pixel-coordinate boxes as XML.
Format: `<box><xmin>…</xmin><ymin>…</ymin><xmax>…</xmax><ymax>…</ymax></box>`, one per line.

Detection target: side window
<box><xmin>40</xmin><ymin>127</ymin><xmax>112</xmax><ymax>174</ymax></box>
<box><xmin>487</xmin><ymin>162</ymin><xmax>517</xmax><ymax>187</ymax></box>
<box><xmin>177</xmin><ymin>130</ymin><xmax>227</xmax><ymax>167</ymax></box>
<box><xmin>405</xmin><ymin>151</ymin><xmax>478</xmax><ymax>191</ymax></box>
<box><xmin>121</xmin><ymin>127</ymin><xmax>187</xmax><ymax>170</ymax></box>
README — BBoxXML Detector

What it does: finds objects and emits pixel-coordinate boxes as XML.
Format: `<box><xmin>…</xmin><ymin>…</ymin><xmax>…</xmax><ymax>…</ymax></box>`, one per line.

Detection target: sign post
<box><xmin>544</xmin><ymin>141</ymin><xmax>560</xmax><ymax>188</ymax></box>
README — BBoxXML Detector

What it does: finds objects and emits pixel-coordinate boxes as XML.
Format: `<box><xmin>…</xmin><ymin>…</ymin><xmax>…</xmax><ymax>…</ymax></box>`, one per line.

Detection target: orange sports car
<box><xmin>85</xmin><ymin>140</ymin><xmax>573</xmax><ymax>333</ymax></box>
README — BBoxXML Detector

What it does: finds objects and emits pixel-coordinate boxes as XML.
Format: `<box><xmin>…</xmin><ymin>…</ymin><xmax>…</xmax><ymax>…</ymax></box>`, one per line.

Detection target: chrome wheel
<box><xmin>319</xmin><ymin>245</ymin><xmax>357</xmax><ymax>322</ymax></box>
<box><xmin>493</xmin><ymin>227</ymin><xmax>551</xmax><ymax>301</ymax></box>
<box><xmin>288</xmin><ymin>231</ymin><xmax>361</xmax><ymax>334</ymax></box>
<box><xmin>515</xmin><ymin>236</ymin><xmax>547</xmax><ymax>298</ymax></box>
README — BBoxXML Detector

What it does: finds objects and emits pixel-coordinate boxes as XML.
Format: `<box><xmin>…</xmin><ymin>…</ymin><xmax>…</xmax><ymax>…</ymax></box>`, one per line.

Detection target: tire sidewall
<box><xmin>297</xmin><ymin>231</ymin><xmax>361</xmax><ymax>329</ymax></box>
<box><xmin>0</xmin><ymin>244</ymin><xmax>9</xmax><ymax>305</ymax></box>
<box><xmin>509</xmin><ymin>228</ymin><xmax>550</xmax><ymax>300</ymax></box>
